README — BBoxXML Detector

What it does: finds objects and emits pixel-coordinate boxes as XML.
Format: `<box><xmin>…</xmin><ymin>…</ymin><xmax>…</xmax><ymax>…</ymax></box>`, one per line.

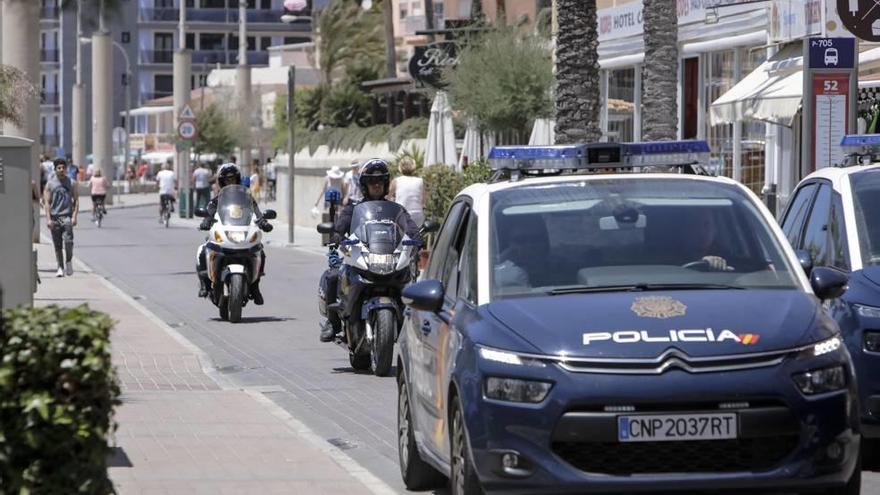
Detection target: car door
<box><xmin>800</xmin><ymin>182</ymin><xmax>833</xmax><ymax>270</ymax></box>
<box><xmin>780</xmin><ymin>182</ymin><xmax>818</xmax><ymax>249</ymax></box>
<box><xmin>409</xmin><ymin>201</ymin><xmax>467</xmax><ymax>455</ymax></box>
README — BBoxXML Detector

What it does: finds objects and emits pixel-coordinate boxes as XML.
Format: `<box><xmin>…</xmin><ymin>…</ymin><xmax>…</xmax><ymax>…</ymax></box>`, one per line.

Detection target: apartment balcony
<box><xmin>40</xmin><ymin>49</ymin><xmax>60</xmax><ymax>63</ymax></box>
<box><xmin>41</xmin><ymin>91</ymin><xmax>60</xmax><ymax>106</ymax></box>
<box><xmin>141</xmin><ymin>91</ymin><xmax>173</xmax><ymax>103</ymax></box>
<box><xmin>139</xmin><ymin>7</ymin><xmax>302</xmax><ymax>25</ymax></box>
<box><xmin>192</xmin><ymin>50</ymin><xmax>230</xmax><ymax>65</ymax></box>
<box><xmin>40</xmin><ymin>5</ymin><xmax>59</xmax><ymax>20</ymax></box>
<box><xmin>40</xmin><ymin>134</ymin><xmax>60</xmax><ymax>149</ymax></box>
<box><xmin>141</xmin><ymin>50</ymin><xmax>175</xmax><ymax>64</ymax></box>
<box><xmin>231</xmin><ymin>51</ymin><xmax>270</xmax><ymax>66</ymax></box>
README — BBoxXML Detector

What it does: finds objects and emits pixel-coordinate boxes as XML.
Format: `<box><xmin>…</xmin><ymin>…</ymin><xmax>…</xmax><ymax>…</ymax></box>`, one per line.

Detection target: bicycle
<box><xmin>93</xmin><ymin>197</ymin><xmax>106</xmax><ymax>228</ymax></box>
<box><xmin>160</xmin><ymin>195</ymin><xmax>174</xmax><ymax>228</ymax></box>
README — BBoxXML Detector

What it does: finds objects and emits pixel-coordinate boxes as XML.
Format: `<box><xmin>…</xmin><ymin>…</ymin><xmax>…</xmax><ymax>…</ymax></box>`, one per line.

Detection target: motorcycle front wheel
<box><xmin>228</xmin><ymin>273</ymin><xmax>245</xmax><ymax>323</ymax></box>
<box><xmin>218</xmin><ymin>295</ymin><xmax>228</xmax><ymax>321</ymax></box>
<box><xmin>370</xmin><ymin>309</ymin><xmax>395</xmax><ymax>377</ymax></box>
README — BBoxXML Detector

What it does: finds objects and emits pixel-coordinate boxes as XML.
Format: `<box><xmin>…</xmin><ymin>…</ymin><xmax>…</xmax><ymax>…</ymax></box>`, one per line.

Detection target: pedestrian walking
<box><xmin>389</xmin><ymin>158</ymin><xmax>425</xmax><ymax>227</ymax></box>
<box><xmin>342</xmin><ymin>159</ymin><xmax>363</xmax><ymax>205</ymax></box>
<box><xmin>40</xmin><ymin>154</ymin><xmax>54</xmax><ymax>192</ymax></box>
<box><xmin>192</xmin><ymin>162</ymin><xmax>212</xmax><ymax>210</ymax></box>
<box><xmin>250</xmin><ymin>166</ymin><xmax>262</xmax><ymax>203</ymax></box>
<box><xmin>43</xmin><ymin>158</ymin><xmax>79</xmax><ymax>278</ymax></box>
<box><xmin>266</xmin><ymin>158</ymin><xmax>277</xmax><ymax>201</ymax></box>
<box><xmin>312</xmin><ymin>165</ymin><xmax>344</xmax><ymax>220</ymax></box>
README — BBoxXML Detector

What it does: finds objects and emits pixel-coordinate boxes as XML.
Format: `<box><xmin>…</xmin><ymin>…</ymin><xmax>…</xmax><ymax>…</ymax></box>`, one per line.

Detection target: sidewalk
<box><xmin>33</xmin><ymin>240</ymin><xmax>393</xmax><ymax>495</ymax></box>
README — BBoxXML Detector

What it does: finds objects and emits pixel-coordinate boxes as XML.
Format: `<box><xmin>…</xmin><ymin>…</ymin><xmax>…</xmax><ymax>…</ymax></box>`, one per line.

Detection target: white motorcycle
<box><xmin>196</xmin><ymin>185</ymin><xmax>275</xmax><ymax>323</ymax></box>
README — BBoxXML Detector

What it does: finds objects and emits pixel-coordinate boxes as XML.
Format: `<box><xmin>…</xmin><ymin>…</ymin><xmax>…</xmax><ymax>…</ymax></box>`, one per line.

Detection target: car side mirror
<box><xmin>263</xmin><ymin>209</ymin><xmax>277</xmax><ymax>220</ymax></box>
<box><xmin>402</xmin><ymin>279</ymin><xmax>445</xmax><ymax>312</ymax></box>
<box><xmin>795</xmin><ymin>249</ymin><xmax>813</xmax><ymax>275</ymax></box>
<box><xmin>421</xmin><ymin>219</ymin><xmax>440</xmax><ymax>234</ymax></box>
<box><xmin>810</xmin><ymin>267</ymin><xmax>848</xmax><ymax>300</ymax></box>
<box><xmin>317</xmin><ymin>222</ymin><xmax>334</xmax><ymax>234</ymax></box>
<box><xmin>194</xmin><ymin>207</ymin><xmax>208</xmax><ymax>218</ymax></box>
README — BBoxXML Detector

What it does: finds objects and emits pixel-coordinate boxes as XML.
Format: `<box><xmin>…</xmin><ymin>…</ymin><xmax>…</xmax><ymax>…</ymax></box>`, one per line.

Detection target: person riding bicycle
<box><xmin>196</xmin><ymin>164</ymin><xmax>273</xmax><ymax>305</ymax></box>
<box><xmin>89</xmin><ymin>168</ymin><xmax>110</xmax><ymax>223</ymax></box>
<box><xmin>156</xmin><ymin>162</ymin><xmax>177</xmax><ymax>222</ymax></box>
<box><xmin>318</xmin><ymin>158</ymin><xmax>422</xmax><ymax>342</ymax></box>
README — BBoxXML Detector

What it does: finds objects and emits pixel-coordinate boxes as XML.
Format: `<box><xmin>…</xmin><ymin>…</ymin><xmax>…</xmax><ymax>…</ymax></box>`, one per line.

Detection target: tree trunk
<box><xmin>423</xmin><ymin>0</ymin><xmax>435</xmax><ymax>42</ymax></box>
<box><xmin>554</xmin><ymin>0</ymin><xmax>600</xmax><ymax>144</ymax></box>
<box><xmin>642</xmin><ymin>0</ymin><xmax>678</xmax><ymax>140</ymax></box>
<box><xmin>382</xmin><ymin>0</ymin><xmax>396</xmax><ymax>78</ymax></box>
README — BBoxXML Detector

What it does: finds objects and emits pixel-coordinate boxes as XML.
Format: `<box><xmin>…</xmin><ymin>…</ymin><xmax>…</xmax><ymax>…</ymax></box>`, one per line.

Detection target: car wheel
<box><xmin>450</xmin><ymin>398</ymin><xmax>483</xmax><ymax>495</ymax></box>
<box><xmin>398</xmin><ymin>374</ymin><xmax>445</xmax><ymax>490</ymax></box>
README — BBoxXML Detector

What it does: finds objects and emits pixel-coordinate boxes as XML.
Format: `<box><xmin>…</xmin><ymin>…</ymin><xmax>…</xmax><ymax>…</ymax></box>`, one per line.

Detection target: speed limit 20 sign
<box><xmin>178</xmin><ymin>120</ymin><xmax>198</xmax><ymax>141</ymax></box>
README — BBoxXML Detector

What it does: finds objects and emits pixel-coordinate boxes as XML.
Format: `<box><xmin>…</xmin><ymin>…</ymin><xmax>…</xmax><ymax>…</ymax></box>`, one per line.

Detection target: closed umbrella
<box><xmin>425</xmin><ymin>91</ymin><xmax>457</xmax><ymax>168</ymax></box>
<box><xmin>528</xmin><ymin>118</ymin><xmax>555</xmax><ymax>145</ymax></box>
<box><xmin>457</xmin><ymin>119</ymin><xmax>496</xmax><ymax>171</ymax></box>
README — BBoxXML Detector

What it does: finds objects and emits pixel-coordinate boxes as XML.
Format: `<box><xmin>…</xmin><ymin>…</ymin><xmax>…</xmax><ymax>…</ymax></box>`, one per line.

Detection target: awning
<box><xmin>127</xmin><ymin>106</ymin><xmax>173</xmax><ymax>117</ymax></box>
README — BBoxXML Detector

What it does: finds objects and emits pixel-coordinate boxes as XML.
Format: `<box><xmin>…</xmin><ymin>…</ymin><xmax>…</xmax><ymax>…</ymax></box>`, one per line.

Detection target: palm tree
<box><xmin>553</xmin><ymin>0</ymin><xmax>601</xmax><ymax>144</ymax></box>
<box><xmin>641</xmin><ymin>0</ymin><xmax>678</xmax><ymax>140</ymax></box>
<box><xmin>318</xmin><ymin>0</ymin><xmax>384</xmax><ymax>82</ymax></box>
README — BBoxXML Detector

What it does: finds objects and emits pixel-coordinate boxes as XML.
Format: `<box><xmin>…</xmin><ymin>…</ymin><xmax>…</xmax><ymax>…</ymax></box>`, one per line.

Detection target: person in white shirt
<box><xmin>155</xmin><ymin>162</ymin><xmax>177</xmax><ymax>221</ymax></box>
<box><xmin>265</xmin><ymin>158</ymin><xmax>277</xmax><ymax>200</ymax></box>
<box><xmin>342</xmin><ymin>159</ymin><xmax>363</xmax><ymax>205</ymax></box>
<box><xmin>192</xmin><ymin>163</ymin><xmax>213</xmax><ymax>209</ymax></box>
<box><xmin>388</xmin><ymin>158</ymin><xmax>425</xmax><ymax>227</ymax></box>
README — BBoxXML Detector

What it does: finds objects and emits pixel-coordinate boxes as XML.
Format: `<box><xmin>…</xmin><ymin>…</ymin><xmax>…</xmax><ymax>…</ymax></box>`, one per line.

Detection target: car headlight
<box><xmin>865</xmin><ymin>331</ymin><xmax>880</xmax><ymax>352</ymax></box>
<box><xmin>812</xmin><ymin>335</ymin><xmax>842</xmax><ymax>357</ymax></box>
<box><xmin>792</xmin><ymin>365</ymin><xmax>846</xmax><ymax>395</ymax></box>
<box><xmin>484</xmin><ymin>377</ymin><xmax>552</xmax><ymax>403</ymax></box>
<box><xmin>226</xmin><ymin>231</ymin><xmax>247</xmax><ymax>243</ymax></box>
<box><xmin>367</xmin><ymin>253</ymin><xmax>397</xmax><ymax>274</ymax></box>
<box><xmin>479</xmin><ymin>347</ymin><xmax>545</xmax><ymax>367</ymax></box>
<box><xmin>855</xmin><ymin>304</ymin><xmax>880</xmax><ymax>319</ymax></box>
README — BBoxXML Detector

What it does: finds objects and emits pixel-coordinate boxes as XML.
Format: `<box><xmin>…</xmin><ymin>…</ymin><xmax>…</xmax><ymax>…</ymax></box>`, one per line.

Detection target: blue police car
<box><xmin>396</xmin><ymin>141</ymin><xmax>861</xmax><ymax>494</ymax></box>
<box><xmin>782</xmin><ymin>134</ymin><xmax>880</xmax><ymax>468</ymax></box>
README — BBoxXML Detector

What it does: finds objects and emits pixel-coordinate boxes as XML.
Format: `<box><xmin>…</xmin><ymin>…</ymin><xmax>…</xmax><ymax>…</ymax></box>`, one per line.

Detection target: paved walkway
<box><xmin>33</xmin><ymin>240</ymin><xmax>393</xmax><ymax>495</ymax></box>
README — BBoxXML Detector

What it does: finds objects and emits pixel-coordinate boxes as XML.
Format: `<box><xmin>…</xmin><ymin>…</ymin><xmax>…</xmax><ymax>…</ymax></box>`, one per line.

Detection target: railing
<box><xmin>141</xmin><ymin>50</ymin><xmax>175</xmax><ymax>64</ymax></box>
<box><xmin>40</xmin><ymin>5</ymin><xmax>59</xmax><ymax>20</ymax></box>
<box><xmin>193</xmin><ymin>50</ymin><xmax>230</xmax><ymax>65</ymax></box>
<box><xmin>40</xmin><ymin>49</ymin><xmax>60</xmax><ymax>63</ymax></box>
<box><xmin>140</xmin><ymin>8</ymin><xmax>297</xmax><ymax>23</ymax></box>
<box><xmin>41</xmin><ymin>91</ymin><xmax>60</xmax><ymax>106</ymax></box>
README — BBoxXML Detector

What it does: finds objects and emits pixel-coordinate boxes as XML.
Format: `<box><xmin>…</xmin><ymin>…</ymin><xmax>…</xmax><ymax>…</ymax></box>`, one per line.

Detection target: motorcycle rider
<box><xmin>319</xmin><ymin>158</ymin><xmax>422</xmax><ymax>342</ymax></box>
<box><xmin>196</xmin><ymin>163</ymin><xmax>273</xmax><ymax>305</ymax></box>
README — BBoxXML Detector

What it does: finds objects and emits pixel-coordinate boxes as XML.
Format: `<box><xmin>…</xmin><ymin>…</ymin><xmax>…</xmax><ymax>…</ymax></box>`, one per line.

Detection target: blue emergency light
<box><xmin>839</xmin><ymin>134</ymin><xmax>880</xmax><ymax>166</ymax></box>
<box><xmin>626</xmin><ymin>140</ymin><xmax>711</xmax><ymax>167</ymax></box>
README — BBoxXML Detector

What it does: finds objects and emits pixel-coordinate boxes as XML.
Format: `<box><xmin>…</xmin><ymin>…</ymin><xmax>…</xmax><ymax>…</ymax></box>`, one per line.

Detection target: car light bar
<box><xmin>839</xmin><ymin>135</ymin><xmax>880</xmax><ymax>166</ymax></box>
<box><xmin>488</xmin><ymin>140</ymin><xmax>711</xmax><ymax>175</ymax></box>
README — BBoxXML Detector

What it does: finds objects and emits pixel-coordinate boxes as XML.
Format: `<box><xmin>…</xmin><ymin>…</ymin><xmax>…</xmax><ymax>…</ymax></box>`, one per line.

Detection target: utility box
<box><xmin>0</xmin><ymin>136</ymin><xmax>35</xmax><ymax>309</ymax></box>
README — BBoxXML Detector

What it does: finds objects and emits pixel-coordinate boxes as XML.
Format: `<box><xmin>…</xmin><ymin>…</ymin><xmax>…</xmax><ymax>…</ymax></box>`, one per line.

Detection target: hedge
<box><xmin>0</xmin><ymin>305</ymin><xmax>120</xmax><ymax>494</ymax></box>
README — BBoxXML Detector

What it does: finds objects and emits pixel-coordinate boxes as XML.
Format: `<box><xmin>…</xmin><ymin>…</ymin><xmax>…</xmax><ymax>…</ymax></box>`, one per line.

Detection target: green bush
<box><xmin>0</xmin><ymin>305</ymin><xmax>120</xmax><ymax>494</ymax></box>
<box><xmin>463</xmin><ymin>159</ymin><xmax>493</xmax><ymax>186</ymax></box>
<box><xmin>419</xmin><ymin>165</ymin><xmax>466</xmax><ymax>222</ymax></box>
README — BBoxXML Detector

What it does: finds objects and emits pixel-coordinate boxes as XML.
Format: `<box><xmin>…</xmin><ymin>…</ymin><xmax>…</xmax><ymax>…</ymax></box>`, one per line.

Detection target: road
<box><xmin>71</xmin><ymin>204</ymin><xmax>880</xmax><ymax>494</ymax></box>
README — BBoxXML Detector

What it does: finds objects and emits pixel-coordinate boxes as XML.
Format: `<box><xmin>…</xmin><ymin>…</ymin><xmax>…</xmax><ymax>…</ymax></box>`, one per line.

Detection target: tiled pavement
<box><xmin>33</xmin><ymin>240</ymin><xmax>394</xmax><ymax>495</ymax></box>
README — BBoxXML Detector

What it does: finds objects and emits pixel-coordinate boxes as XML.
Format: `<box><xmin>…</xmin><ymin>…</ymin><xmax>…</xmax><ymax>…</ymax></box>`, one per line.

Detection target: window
<box><xmin>154</xmin><ymin>74</ymin><xmax>174</xmax><ymax>94</ymax></box>
<box><xmin>229</xmin><ymin>36</ymin><xmax>255</xmax><ymax>51</ymax></box>
<box><xmin>801</xmin><ymin>184</ymin><xmax>832</xmax><ymax>268</ymax></box>
<box><xmin>707</xmin><ymin>49</ymin><xmax>736</xmax><ymax>178</ymax></box>
<box><xmin>400</xmin><ymin>6</ymin><xmax>408</xmax><ymax>18</ymax></box>
<box><xmin>781</xmin><ymin>183</ymin><xmax>817</xmax><ymax>247</ymax></box>
<box><xmin>458</xmin><ymin>212</ymin><xmax>478</xmax><ymax>304</ymax></box>
<box><xmin>200</xmin><ymin>33</ymin><xmax>225</xmax><ymax>51</ymax></box>
<box><xmin>260</xmin><ymin>37</ymin><xmax>271</xmax><ymax>51</ymax></box>
<box><xmin>121</xmin><ymin>31</ymin><xmax>131</xmax><ymax>44</ymax></box>
<box><xmin>156</xmin><ymin>0</ymin><xmax>173</xmax><ymax>7</ymax></box>
<box><xmin>427</xmin><ymin>202</ymin><xmax>466</xmax><ymax>283</ymax></box>
<box><xmin>186</xmin><ymin>33</ymin><xmax>195</xmax><ymax>50</ymax></box>
<box><xmin>828</xmin><ymin>194</ymin><xmax>850</xmax><ymax>271</ymax></box>
<box><xmin>850</xmin><ymin>170</ymin><xmax>880</xmax><ymax>267</ymax></box>
<box><xmin>202</xmin><ymin>0</ymin><xmax>225</xmax><ymax>7</ymax></box>
<box><xmin>607</xmin><ymin>68</ymin><xmax>634</xmax><ymax>142</ymax></box>
<box><xmin>284</xmin><ymin>36</ymin><xmax>309</xmax><ymax>45</ymax></box>
<box><xmin>154</xmin><ymin>32</ymin><xmax>174</xmax><ymax>51</ymax></box>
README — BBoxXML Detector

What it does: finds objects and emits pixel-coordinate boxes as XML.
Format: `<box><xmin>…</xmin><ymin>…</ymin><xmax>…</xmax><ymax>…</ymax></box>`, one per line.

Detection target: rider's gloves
<box><xmin>327</xmin><ymin>248</ymin><xmax>342</xmax><ymax>269</ymax></box>
<box><xmin>199</xmin><ymin>218</ymin><xmax>213</xmax><ymax>231</ymax></box>
<box><xmin>258</xmin><ymin>219</ymin><xmax>273</xmax><ymax>232</ymax></box>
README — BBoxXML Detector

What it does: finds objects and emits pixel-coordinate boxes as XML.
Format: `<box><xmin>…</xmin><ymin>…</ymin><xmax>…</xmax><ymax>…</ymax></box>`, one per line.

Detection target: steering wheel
<box><xmin>682</xmin><ymin>260</ymin><xmax>712</xmax><ymax>271</ymax></box>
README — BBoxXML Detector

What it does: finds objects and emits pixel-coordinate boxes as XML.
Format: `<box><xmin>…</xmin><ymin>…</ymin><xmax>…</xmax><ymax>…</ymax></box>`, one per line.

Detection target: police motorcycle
<box><xmin>195</xmin><ymin>185</ymin><xmax>276</xmax><ymax>323</ymax></box>
<box><xmin>317</xmin><ymin>202</ymin><xmax>434</xmax><ymax>376</ymax></box>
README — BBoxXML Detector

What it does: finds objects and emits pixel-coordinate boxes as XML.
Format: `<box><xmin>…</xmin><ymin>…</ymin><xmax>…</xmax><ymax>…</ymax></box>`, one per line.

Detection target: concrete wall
<box><xmin>0</xmin><ymin>137</ymin><xmax>36</xmax><ymax>309</ymax></box>
<box><xmin>275</xmin><ymin>138</ymin><xmax>427</xmax><ymax>229</ymax></box>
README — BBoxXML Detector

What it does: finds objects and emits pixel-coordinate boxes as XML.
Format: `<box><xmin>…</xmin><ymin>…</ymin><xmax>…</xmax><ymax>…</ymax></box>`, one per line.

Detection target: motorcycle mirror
<box><xmin>317</xmin><ymin>222</ymin><xmax>334</xmax><ymax>234</ymax></box>
<box><xmin>402</xmin><ymin>279</ymin><xmax>445</xmax><ymax>312</ymax></box>
<box><xmin>194</xmin><ymin>207</ymin><xmax>208</xmax><ymax>218</ymax></box>
<box><xmin>263</xmin><ymin>209</ymin><xmax>277</xmax><ymax>220</ymax></box>
<box><xmin>421</xmin><ymin>219</ymin><xmax>440</xmax><ymax>233</ymax></box>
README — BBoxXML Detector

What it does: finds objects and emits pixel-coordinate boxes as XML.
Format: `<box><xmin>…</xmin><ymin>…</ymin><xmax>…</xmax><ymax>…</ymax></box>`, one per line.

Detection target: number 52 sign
<box><xmin>812</xmin><ymin>73</ymin><xmax>850</xmax><ymax>170</ymax></box>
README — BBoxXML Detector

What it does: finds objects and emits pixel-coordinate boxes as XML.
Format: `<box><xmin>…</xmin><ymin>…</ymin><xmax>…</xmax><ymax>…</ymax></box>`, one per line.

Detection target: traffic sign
<box><xmin>178</xmin><ymin>120</ymin><xmax>198</xmax><ymax>141</ymax></box>
<box><xmin>179</xmin><ymin>104</ymin><xmax>196</xmax><ymax>121</ymax></box>
<box><xmin>838</xmin><ymin>0</ymin><xmax>880</xmax><ymax>41</ymax></box>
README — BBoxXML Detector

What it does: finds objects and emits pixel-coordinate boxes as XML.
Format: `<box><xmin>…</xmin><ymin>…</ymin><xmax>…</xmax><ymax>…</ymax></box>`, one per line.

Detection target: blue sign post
<box><xmin>808</xmin><ymin>38</ymin><xmax>856</xmax><ymax>69</ymax></box>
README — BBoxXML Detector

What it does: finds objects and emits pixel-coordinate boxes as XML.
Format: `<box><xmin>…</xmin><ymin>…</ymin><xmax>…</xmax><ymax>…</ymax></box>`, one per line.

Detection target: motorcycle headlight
<box><xmin>792</xmin><ymin>365</ymin><xmax>846</xmax><ymax>395</ymax></box>
<box><xmin>226</xmin><ymin>231</ymin><xmax>247</xmax><ymax>243</ymax></box>
<box><xmin>484</xmin><ymin>377</ymin><xmax>552</xmax><ymax>403</ymax></box>
<box><xmin>367</xmin><ymin>253</ymin><xmax>397</xmax><ymax>274</ymax></box>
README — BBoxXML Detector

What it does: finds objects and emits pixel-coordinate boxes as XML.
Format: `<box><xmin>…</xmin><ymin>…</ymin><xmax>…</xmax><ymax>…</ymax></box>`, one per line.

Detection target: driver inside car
<box><xmin>319</xmin><ymin>158</ymin><xmax>421</xmax><ymax>343</ymax></box>
<box><xmin>683</xmin><ymin>208</ymin><xmax>731</xmax><ymax>271</ymax></box>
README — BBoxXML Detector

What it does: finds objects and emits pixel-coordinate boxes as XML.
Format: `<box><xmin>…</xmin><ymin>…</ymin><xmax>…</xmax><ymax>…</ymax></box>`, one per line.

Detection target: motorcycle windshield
<box><xmin>351</xmin><ymin>201</ymin><xmax>406</xmax><ymax>255</ymax></box>
<box><xmin>216</xmin><ymin>185</ymin><xmax>255</xmax><ymax>227</ymax></box>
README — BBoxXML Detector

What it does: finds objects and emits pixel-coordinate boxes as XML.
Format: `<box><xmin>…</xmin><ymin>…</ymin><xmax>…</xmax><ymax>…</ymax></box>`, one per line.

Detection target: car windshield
<box><xmin>489</xmin><ymin>178</ymin><xmax>800</xmax><ymax>300</ymax></box>
<box><xmin>350</xmin><ymin>200</ymin><xmax>408</xmax><ymax>255</ymax></box>
<box><xmin>217</xmin><ymin>185</ymin><xmax>255</xmax><ymax>227</ymax></box>
<box><xmin>851</xmin><ymin>170</ymin><xmax>880</xmax><ymax>267</ymax></box>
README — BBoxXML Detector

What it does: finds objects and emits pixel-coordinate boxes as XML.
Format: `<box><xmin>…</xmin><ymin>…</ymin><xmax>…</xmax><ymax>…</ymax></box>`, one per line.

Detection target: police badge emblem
<box><xmin>631</xmin><ymin>296</ymin><xmax>687</xmax><ymax>319</ymax></box>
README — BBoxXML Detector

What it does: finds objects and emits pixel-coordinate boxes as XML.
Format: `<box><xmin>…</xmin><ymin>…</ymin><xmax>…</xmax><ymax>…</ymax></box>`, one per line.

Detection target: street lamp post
<box><xmin>287</xmin><ymin>66</ymin><xmax>296</xmax><ymax>245</ymax></box>
<box><xmin>236</xmin><ymin>0</ymin><xmax>252</xmax><ymax>176</ymax></box>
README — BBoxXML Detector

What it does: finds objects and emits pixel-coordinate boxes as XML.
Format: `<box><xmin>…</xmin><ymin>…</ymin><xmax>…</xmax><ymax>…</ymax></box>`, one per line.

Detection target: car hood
<box><xmin>486</xmin><ymin>290</ymin><xmax>824</xmax><ymax>359</ymax></box>
<box><xmin>859</xmin><ymin>266</ymin><xmax>880</xmax><ymax>288</ymax></box>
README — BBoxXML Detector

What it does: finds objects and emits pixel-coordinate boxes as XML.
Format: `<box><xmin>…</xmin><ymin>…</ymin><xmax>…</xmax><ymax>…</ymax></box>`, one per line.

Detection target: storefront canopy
<box><xmin>711</xmin><ymin>46</ymin><xmax>880</xmax><ymax>127</ymax></box>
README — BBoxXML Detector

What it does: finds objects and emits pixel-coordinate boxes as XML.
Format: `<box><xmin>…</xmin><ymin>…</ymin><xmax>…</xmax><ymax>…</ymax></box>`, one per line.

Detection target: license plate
<box><xmin>617</xmin><ymin>413</ymin><xmax>737</xmax><ymax>442</ymax></box>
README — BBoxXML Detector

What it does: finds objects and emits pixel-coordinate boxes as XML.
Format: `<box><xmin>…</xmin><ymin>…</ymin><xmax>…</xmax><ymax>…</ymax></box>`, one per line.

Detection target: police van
<box><xmin>396</xmin><ymin>141</ymin><xmax>860</xmax><ymax>494</ymax></box>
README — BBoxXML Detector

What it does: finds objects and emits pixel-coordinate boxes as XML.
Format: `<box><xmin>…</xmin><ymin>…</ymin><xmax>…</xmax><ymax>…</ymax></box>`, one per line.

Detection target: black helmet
<box><xmin>359</xmin><ymin>158</ymin><xmax>390</xmax><ymax>198</ymax></box>
<box><xmin>217</xmin><ymin>164</ymin><xmax>242</xmax><ymax>188</ymax></box>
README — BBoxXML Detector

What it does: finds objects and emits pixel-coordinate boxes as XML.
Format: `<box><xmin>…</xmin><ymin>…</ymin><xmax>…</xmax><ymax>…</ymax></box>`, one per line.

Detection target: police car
<box><xmin>782</xmin><ymin>134</ymin><xmax>880</xmax><ymax>467</ymax></box>
<box><xmin>396</xmin><ymin>141</ymin><xmax>860</xmax><ymax>494</ymax></box>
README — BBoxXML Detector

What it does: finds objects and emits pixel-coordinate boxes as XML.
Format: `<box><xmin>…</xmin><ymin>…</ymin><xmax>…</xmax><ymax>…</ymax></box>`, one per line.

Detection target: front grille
<box><xmin>553</xmin><ymin>436</ymin><xmax>799</xmax><ymax>474</ymax></box>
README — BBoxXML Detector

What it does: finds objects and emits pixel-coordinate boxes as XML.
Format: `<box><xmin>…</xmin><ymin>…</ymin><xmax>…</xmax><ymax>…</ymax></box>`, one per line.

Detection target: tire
<box><xmin>822</xmin><ymin>453</ymin><xmax>861</xmax><ymax>495</ymax></box>
<box><xmin>398</xmin><ymin>375</ymin><xmax>445</xmax><ymax>490</ymax></box>
<box><xmin>218</xmin><ymin>295</ymin><xmax>228</xmax><ymax>321</ymax></box>
<box><xmin>228</xmin><ymin>274</ymin><xmax>245</xmax><ymax>323</ymax></box>
<box><xmin>370</xmin><ymin>309</ymin><xmax>395</xmax><ymax>377</ymax></box>
<box><xmin>164</xmin><ymin>212</ymin><xmax>170</xmax><ymax>228</ymax></box>
<box><xmin>349</xmin><ymin>352</ymin><xmax>371</xmax><ymax>370</ymax></box>
<box><xmin>450</xmin><ymin>399</ymin><xmax>483</xmax><ymax>495</ymax></box>
<box><xmin>96</xmin><ymin>214</ymin><xmax>102</xmax><ymax>228</ymax></box>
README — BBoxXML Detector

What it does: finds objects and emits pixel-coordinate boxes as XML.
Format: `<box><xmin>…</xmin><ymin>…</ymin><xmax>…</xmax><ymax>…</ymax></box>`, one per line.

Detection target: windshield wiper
<box><xmin>548</xmin><ymin>283</ymin><xmax>745</xmax><ymax>295</ymax></box>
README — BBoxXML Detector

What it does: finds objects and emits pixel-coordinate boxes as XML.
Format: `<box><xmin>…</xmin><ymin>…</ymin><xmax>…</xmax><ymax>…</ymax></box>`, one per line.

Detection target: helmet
<box><xmin>359</xmin><ymin>158</ymin><xmax>391</xmax><ymax>198</ymax></box>
<box><xmin>217</xmin><ymin>164</ymin><xmax>242</xmax><ymax>188</ymax></box>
